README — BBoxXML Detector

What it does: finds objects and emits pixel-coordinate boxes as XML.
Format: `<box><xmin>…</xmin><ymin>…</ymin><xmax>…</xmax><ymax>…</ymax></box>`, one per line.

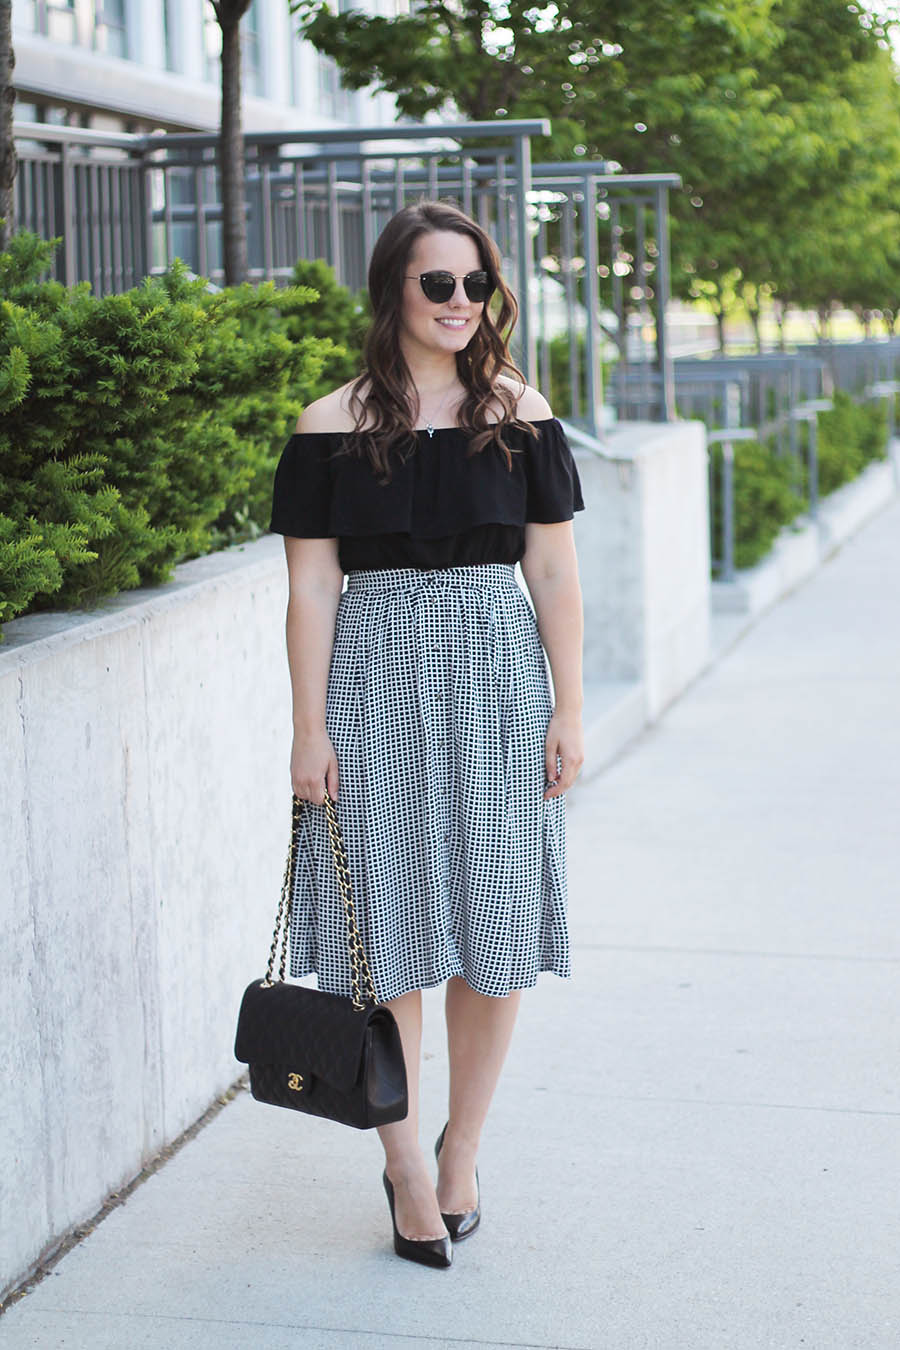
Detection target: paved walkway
<box><xmin>4</xmin><ymin>497</ymin><xmax>900</xmax><ymax>1350</ymax></box>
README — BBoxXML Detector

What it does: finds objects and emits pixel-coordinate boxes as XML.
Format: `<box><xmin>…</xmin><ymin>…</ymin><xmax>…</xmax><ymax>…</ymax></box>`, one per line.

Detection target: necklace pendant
<box><xmin>426</xmin><ymin>423</ymin><xmax>435</xmax><ymax>438</ymax></box>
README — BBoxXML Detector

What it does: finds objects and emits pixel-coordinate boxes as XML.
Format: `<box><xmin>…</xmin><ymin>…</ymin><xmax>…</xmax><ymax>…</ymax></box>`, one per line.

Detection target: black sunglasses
<box><xmin>406</xmin><ymin>270</ymin><xmax>495</xmax><ymax>304</ymax></box>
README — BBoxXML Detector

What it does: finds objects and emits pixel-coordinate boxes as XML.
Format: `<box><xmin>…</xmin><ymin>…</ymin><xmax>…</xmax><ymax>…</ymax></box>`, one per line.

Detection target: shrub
<box><xmin>286</xmin><ymin>258</ymin><xmax>368</xmax><ymax>405</ymax></box>
<box><xmin>546</xmin><ymin>333</ymin><xmax>612</xmax><ymax>423</ymax></box>
<box><xmin>0</xmin><ymin>232</ymin><xmax>336</xmax><ymax>633</ymax></box>
<box><xmin>707</xmin><ymin>387</ymin><xmax>889</xmax><ymax>576</ymax></box>
<box><xmin>813</xmin><ymin>390</ymin><xmax>886</xmax><ymax>496</ymax></box>
<box><xmin>709</xmin><ymin>438</ymin><xmax>799</xmax><ymax>571</ymax></box>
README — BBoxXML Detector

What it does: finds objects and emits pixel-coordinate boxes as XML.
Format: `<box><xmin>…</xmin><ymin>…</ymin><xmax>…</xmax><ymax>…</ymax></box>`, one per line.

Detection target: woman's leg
<box><xmin>438</xmin><ymin>977</ymin><xmax>522</xmax><ymax>1212</ymax></box>
<box><xmin>377</xmin><ymin>989</ymin><xmax>447</xmax><ymax>1241</ymax></box>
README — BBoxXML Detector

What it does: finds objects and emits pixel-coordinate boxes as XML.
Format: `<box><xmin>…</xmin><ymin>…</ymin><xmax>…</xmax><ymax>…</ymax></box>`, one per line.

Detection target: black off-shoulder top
<box><xmin>269</xmin><ymin>417</ymin><xmax>584</xmax><ymax>572</ymax></box>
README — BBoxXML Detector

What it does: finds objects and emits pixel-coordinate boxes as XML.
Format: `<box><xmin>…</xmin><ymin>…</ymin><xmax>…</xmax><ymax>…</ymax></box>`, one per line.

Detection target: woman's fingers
<box><xmin>325</xmin><ymin>753</ymin><xmax>340</xmax><ymax>802</ymax></box>
<box><xmin>545</xmin><ymin>738</ymin><xmax>560</xmax><ymax>787</ymax></box>
<box><xmin>543</xmin><ymin>727</ymin><xmax>584</xmax><ymax>799</ymax></box>
<box><xmin>290</xmin><ymin>735</ymin><xmax>339</xmax><ymax>804</ymax></box>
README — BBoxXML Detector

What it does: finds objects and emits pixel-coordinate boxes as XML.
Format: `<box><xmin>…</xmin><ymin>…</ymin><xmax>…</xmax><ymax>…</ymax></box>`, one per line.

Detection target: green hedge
<box><xmin>286</xmin><ymin>257</ymin><xmax>368</xmax><ymax>404</ymax></box>
<box><xmin>2</xmin><ymin>230</ymin><xmax>892</xmax><ymax>628</ymax></box>
<box><xmin>707</xmin><ymin>389</ymin><xmax>889</xmax><ymax>572</ymax></box>
<box><xmin>813</xmin><ymin>389</ymin><xmax>887</xmax><ymax>496</ymax></box>
<box><xmin>546</xmin><ymin>332</ymin><xmax>612</xmax><ymax>423</ymax></box>
<box><xmin>0</xmin><ymin>235</ymin><xmax>363</xmax><ymax>635</ymax></box>
<box><xmin>708</xmin><ymin>439</ymin><xmax>798</xmax><ymax>571</ymax></box>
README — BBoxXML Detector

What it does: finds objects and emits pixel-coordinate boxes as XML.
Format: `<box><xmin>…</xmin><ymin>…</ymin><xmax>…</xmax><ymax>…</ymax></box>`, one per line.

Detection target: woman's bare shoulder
<box><xmin>295</xmin><ymin>382</ymin><xmax>360</xmax><ymax>435</ymax></box>
<box><xmin>495</xmin><ymin>375</ymin><xmax>553</xmax><ymax>421</ymax></box>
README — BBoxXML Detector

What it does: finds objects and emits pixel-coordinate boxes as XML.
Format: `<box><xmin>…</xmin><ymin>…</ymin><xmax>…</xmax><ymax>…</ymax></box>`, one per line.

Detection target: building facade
<box><xmin>11</xmin><ymin>0</ymin><xmax>399</xmax><ymax>133</ymax></box>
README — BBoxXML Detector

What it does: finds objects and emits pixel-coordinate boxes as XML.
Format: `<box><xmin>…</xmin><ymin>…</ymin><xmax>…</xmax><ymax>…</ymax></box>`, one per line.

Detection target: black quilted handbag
<box><xmin>234</xmin><ymin>794</ymin><xmax>408</xmax><ymax>1129</ymax></box>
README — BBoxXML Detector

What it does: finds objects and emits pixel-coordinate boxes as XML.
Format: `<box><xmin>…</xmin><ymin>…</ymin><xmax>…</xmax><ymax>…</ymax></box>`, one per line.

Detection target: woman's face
<box><xmin>398</xmin><ymin>229</ymin><xmax>486</xmax><ymax>362</ymax></box>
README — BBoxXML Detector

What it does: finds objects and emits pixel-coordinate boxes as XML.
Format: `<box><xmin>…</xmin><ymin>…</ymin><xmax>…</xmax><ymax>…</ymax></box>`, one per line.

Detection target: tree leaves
<box><xmin>292</xmin><ymin>0</ymin><xmax>900</xmax><ymax>326</ymax></box>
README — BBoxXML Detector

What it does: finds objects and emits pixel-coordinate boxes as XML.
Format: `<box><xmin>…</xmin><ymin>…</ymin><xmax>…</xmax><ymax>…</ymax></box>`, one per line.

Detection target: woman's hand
<box><xmin>543</xmin><ymin>710</ymin><xmax>584</xmax><ymax>800</ymax></box>
<box><xmin>291</xmin><ymin>729</ymin><xmax>339</xmax><ymax>804</ymax></box>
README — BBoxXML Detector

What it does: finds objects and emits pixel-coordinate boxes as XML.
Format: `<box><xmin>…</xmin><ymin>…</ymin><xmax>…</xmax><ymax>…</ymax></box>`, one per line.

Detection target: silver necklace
<box><xmin>421</xmin><ymin>382</ymin><xmax>458</xmax><ymax>438</ymax></box>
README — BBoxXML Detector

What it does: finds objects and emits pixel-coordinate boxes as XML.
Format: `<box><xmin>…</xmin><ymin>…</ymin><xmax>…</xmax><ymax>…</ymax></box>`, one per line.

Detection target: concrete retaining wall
<box><xmin>1</xmin><ymin>539</ymin><xmax>292</xmax><ymax>1298</ymax></box>
<box><xmin>1</xmin><ymin>419</ymin><xmax>709</xmax><ymax>1294</ymax></box>
<box><xmin>572</xmin><ymin>419</ymin><xmax>711</xmax><ymax>719</ymax></box>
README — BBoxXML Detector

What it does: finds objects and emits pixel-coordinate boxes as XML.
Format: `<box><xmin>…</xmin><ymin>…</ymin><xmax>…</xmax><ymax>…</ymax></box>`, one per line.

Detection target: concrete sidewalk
<box><xmin>4</xmin><ymin>497</ymin><xmax>900</xmax><ymax>1350</ymax></box>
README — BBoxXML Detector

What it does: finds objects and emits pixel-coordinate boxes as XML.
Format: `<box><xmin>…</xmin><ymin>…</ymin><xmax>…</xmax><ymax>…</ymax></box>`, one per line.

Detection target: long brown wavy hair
<box><xmin>347</xmin><ymin>200</ymin><xmax>534</xmax><ymax>480</ymax></box>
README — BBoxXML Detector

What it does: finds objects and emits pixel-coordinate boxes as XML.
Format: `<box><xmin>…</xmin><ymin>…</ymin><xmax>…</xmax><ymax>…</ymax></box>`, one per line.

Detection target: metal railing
<box><xmin>11</xmin><ymin>118</ymin><xmax>899</xmax><ymax>575</ymax></box>
<box><xmin>12</xmin><ymin>118</ymin><xmax>681</xmax><ymax>437</ymax></box>
<box><xmin>675</xmin><ymin>344</ymin><xmax>900</xmax><ymax>581</ymax></box>
<box><xmin>13</xmin><ymin>122</ymin><xmax>151</xmax><ymax>293</ymax></box>
<box><xmin>141</xmin><ymin>120</ymin><xmax>544</xmax><ymax>378</ymax></box>
<box><xmin>530</xmin><ymin>166</ymin><xmax>681</xmax><ymax>426</ymax></box>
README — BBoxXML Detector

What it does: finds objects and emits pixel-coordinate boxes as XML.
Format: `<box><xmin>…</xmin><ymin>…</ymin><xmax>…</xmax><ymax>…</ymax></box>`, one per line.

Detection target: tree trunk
<box><xmin>714</xmin><ymin>292</ymin><xmax>727</xmax><ymax>355</ymax></box>
<box><xmin>0</xmin><ymin>0</ymin><xmax>17</xmax><ymax>250</ymax></box>
<box><xmin>748</xmin><ymin>305</ymin><xmax>762</xmax><ymax>353</ymax></box>
<box><xmin>773</xmin><ymin>300</ymin><xmax>787</xmax><ymax>350</ymax></box>
<box><xmin>216</xmin><ymin>1</ymin><xmax>252</xmax><ymax>286</ymax></box>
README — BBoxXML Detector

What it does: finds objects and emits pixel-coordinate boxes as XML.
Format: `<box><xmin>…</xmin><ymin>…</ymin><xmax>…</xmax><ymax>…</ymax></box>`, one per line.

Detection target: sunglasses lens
<box><xmin>419</xmin><ymin>272</ymin><xmax>456</xmax><ymax>303</ymax></box>
<box><xmin>417</xmin><ymin>271</ymin><xmax>494</xmax><ymax>303</ymax></box>
<box><xmin>463</xmin><ymin>272</ymin><xmax>493</xmax><ymax>302</ymax></box>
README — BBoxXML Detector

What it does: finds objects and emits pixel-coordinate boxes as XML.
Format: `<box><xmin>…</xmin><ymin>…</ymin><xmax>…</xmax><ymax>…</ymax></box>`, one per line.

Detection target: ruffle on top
<box><xmin>269</xmin><ymin>418</ymin><xmax>584</xmax><ymax>542</ymax></box>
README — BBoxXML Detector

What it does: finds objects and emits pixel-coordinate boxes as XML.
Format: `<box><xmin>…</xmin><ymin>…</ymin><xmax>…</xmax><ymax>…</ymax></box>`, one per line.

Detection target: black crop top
<box><xmin>269</xmin><ymin>417</ymin><xmax>585</xmax><ymax>572</ymax></box>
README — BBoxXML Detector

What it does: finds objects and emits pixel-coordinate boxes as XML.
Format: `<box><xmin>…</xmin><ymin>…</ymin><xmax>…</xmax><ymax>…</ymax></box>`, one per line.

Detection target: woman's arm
<box><xmin>284</xmin><ymin>535</ymin><xmax>344</xmax><ymax>803</ymax></box>
<box><xmin>520</xmin><ymin>520</ymin><xmax>585</xmax><ymax>799</ymax></box>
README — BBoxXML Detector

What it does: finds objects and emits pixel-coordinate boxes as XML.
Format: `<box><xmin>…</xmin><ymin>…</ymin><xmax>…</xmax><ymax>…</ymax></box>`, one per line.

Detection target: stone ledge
<box><xmin>0</xmin><ymin>534</ymin><xmax>285</xmax><ymax>662</ymax></box>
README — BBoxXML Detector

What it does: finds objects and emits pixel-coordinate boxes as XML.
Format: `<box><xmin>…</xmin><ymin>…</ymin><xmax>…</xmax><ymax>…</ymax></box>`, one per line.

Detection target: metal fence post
<box><xmin>327</xmin><ymin>160</ymin><xmax>341</xmax><ymax>282</ymax></box>
<box><xmin>513</xmin><ymin>131</ymin><xmax>535</xmax><ymax>385</ymax></box>
<box><xmin>655</xmin><ymin>183</ymin><xmax>674</xmax><ymax>421</ymax></box>
<box><xmin>808</xmin><ymin>415</ymin><xmax>819</xmax><ymax>518</ymax></box>
<box><xmin>721</xmin><ymin>438</ymin><xmax>735</xmax><ymax>582</ymax></box>
<box><xmin>581</xmin><ymin>174</ymin><xmax>603</xmax><ymax>438</ymax></box>
<box><xmin>60</xmin><ymin>140</ymin><xmax>76</xmax><ymax>286</ymax></box>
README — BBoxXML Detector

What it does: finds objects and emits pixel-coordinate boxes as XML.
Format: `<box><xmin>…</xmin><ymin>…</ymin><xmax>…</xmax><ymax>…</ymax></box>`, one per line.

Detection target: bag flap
<box><xmin>234</xmin><ymin>979</ymin><xmax>379</xmax><ymax>1092</ymax></box>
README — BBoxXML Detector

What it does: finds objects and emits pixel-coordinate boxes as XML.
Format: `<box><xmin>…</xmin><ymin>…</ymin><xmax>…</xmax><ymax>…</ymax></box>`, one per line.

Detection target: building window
<box><xmin>94</xmin><ymin>0</ymin><xmax>127</xmax><ymax>57</ymax></box>
<box><xmin>317</xmin><ymin>51</ymin><xmax>356</xmax><ymax>122</ymax></box>
<box><xmin>203</xmin><ymin>0</ymin><xmax>263</xmax><ymax>93</ymax></box>
<box><xmin>203</xmin><ymin>2</ymin><xmax>221</xmax><ymax>84</ymax></box>
<box><xmin>30</xmin><ymin>0</ymin><xmax>78</xmax><ymax>44</ymax></box>
<box><xmin>288</xmin><ymin>24</ymin><xmax>301</xmax><ymax>107</ymax></box>
<box><xmin>12</xmin><ymin>0</ymin><xmax>37</xmax><ymax>34</ymax></box>
<box><xmin>29</xmin><ymin>1</ymin><xmax>129</xmax><ymax>56</ymax></box>
<box><xmin>242</xmin><ymin>0</ymin><xmax>263</xmax><ymax>97</ymax></box>
<box><xmin>163</xmin><ymin>0</ymin><xmax>178</xmax><ymax>72</ymax></box>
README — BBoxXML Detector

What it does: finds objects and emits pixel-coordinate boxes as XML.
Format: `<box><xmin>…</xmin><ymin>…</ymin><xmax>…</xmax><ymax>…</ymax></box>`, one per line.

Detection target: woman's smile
<box><xmin>400</xmin><ymin>230</ymin><xmax>486</xmax><ymax>358</ymax></box>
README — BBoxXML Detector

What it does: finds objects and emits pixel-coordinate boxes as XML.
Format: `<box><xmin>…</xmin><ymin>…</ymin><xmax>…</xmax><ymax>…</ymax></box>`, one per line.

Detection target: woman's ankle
<box><xmin>383</xmin><ymin>1151</ymin><xmax>431</xmax><ymax>1186</ymax></box>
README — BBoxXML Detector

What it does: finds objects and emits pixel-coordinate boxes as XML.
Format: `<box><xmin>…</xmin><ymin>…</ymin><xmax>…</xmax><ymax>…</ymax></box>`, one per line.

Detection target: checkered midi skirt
<box><xmin>289</xmin><ymin>563</ymin><xmax>571</xmax><ymax>1002</ymax></box>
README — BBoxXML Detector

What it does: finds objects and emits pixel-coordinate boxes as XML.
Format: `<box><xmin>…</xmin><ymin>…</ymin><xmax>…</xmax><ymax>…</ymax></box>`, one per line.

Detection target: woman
<box><xmin>270</xmin><ymin>200</ymin><xmax>584</xmax><ymax>1268</ymax></box>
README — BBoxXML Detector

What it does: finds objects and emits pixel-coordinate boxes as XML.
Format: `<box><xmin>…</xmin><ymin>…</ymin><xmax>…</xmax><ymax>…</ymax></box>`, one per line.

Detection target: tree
<box><xmin>0</xmin><ymin>0</ymin><xmax>16</xmax><ymax>249</ymax></box>
<box><xmin>213</xmin><ymin>0</ymin><xmax>254</xmax><ymax>285</ymax></box>
<box><xmin>292</xmin><ymin>0</ymin><xmax>900</xmax><ymax>347</ymax></box>
<box><xmin>290</xmin><ymin>0</ymin><xmax>779</xmax><ymax>162</ymax></box>
<box><xmin>666</xmin><ymin>2</ymin><xmax>900</xmax><ymax>344</ymax></box>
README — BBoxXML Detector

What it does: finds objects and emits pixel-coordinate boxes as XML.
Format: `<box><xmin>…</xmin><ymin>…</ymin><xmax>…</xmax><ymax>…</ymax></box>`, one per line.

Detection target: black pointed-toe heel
<box><xmin>434</xmin><ymin>1123</ymin><xmax>481</xmax><ymax>1242</ymax></box>
<box><xmin>382</xmin><ymin>1172</ymin><xmax>452</xmax><ymax>1269</ymax></box>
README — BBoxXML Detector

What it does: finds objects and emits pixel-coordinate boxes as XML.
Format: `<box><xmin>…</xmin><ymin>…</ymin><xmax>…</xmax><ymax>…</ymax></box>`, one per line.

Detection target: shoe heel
<box><xmin>383</xmin><ymin>1172</ymin><xmax>452</xmax><ymax>1269</ymax></box>
<box><xmin>434</xmin><ymin>1123</ymin><xmax>481</xmax><ymax>1242</ymax></box>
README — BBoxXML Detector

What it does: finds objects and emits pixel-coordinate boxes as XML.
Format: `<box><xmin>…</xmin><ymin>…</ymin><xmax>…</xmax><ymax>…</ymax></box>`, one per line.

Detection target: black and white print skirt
<box><xmin>289</xmin><ymin>563</ymin><xmax>571</xmax><ymax>1002</ymax></box>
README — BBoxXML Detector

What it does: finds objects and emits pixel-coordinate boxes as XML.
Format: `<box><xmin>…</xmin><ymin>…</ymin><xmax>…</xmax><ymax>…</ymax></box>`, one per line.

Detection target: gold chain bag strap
<box><xmin>234</xmin><ymin>794</ymin><xmax>409</xmax><ymax>1129</ymax></box>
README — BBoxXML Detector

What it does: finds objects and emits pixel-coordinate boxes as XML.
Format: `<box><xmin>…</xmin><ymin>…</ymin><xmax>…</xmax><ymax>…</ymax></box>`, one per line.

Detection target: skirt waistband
<box><xmin>345</xmin><ymin>564</ymin><xmax>518</xmax><ymax>594</ymax></box>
